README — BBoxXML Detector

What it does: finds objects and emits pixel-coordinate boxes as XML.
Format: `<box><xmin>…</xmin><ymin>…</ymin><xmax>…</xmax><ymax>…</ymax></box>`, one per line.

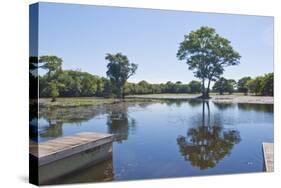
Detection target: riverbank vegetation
<box><xmin>37</xmin><ymin>63</ymin><xmax>273</xmax><ymax>100</ymax></box>
<box><xmin>212</xmin><ymin>73</ymin><xmax>273</xmax><ymax>96</ymax></box>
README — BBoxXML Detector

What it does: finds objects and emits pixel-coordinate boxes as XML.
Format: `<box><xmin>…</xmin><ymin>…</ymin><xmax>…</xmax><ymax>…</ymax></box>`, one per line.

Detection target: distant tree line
<box><xmin>239</xmin><ymin>73</ymin><xmax>273</xmax><ymax>96</ymax></box>
<box><xmin>35</xmin><ymin>53</ymin><xmax>273</xmax><ymax>100</ymax></box>
<box><xmin>34</xmin><ymin>53</ymin><xmax>273</xmax><ymax>100</ymax></box>
<box><xmin>39</xmin><ymin>69</ymin><xmax>202</xmax><ymax>98</ymax></box>
<box><xmin>212</xmin><ymin>73</ymin><xmax>273</xmax><ymax>96</ymax></box>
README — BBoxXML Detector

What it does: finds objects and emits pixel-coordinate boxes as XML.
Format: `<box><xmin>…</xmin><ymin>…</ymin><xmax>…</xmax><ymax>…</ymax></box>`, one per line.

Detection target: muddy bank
<box><xmin>127</xmin><ymin>94</ymin><xmax>273</xmax><ymax>104</ymax></box>
<box><xmin>211</xmin><ymin>95</ymin><xmax>273</xmax><ymax>104</ymax></box>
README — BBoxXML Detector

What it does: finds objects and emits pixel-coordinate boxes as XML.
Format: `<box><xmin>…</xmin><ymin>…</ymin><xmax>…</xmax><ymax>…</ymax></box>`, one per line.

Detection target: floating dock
<box><xmin>30</xmin><ymin>132</ymin><xmax>113</xmax><ymax>184</ymax></box>
<box><xmin>262</xmin><ymin>142</ymin><xmax>274</xmax><ymax>172</ymax></box>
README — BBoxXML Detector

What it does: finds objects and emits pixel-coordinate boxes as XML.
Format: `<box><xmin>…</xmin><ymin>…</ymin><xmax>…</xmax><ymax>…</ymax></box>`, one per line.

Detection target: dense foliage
<box><xmin>213</xmin><ymin>73</ymin><xmax>273</xmax><ymax>96</ymax></box>
<box><xmin>246</xmin><ymin>73</ymin><xmax>273</xmax><ymax>96</ymax></box>
<box><xmin>36</xmin><ymin>53</ymin><xmax>273</xmax><ymax>99</ymax></box>
<box><xmin>212</xmin><ymin>77</ymin><xmax>236</xmax><ymax>95</ymax></box>
<box><xmin>39</xmin><ymin>70</ymin><xmax>203</xmax><ymax>98</ymax></box>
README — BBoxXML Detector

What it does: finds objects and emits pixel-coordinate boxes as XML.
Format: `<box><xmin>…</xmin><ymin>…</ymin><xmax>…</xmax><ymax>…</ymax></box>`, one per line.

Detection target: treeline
<box><xmin>212</xmin><ymin>73</ymin><xmax>273</xmax><ymax>96</ymax></box>
<box><xmin>33</xmin><ymin>53</ymin><xmax>273</xmax><ymax>99</ymax></box>
<box><xmin>38</xmin><ymin>66</ymin><xmax>273</xmax><ymax>98</ymax></box>
<box><xmin>39</xmin><ymin>70</ymin><xmax>202</xmax><ymax>98</ymax></box>
<box><xmin>124</xmin><ymin>80</ymin><xmax>201</xmax><ymax>95</ymax></box>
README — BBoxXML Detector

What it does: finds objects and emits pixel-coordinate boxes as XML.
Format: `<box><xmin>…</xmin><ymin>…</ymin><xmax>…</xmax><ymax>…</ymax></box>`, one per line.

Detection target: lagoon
<box><xmin>32</xmin><ymin>100</ymin><xmax>273</xmax><ymax>184</ymax></box>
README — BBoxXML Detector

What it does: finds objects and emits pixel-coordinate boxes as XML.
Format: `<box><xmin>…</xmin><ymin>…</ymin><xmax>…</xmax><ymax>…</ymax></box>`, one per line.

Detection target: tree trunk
<box><xmin>121</xmin><ymin>87</ymin><xmax>125</xmax><ymax>99</ymax></box>
<box><xmin>206</xmin><ymin>101</ymin><xmax>210</xmax><ymax>126</ymax></box>
<box><xmin>202</xmin><ymin>101</ymin><xmax>205</xmax><ymax>125</ymax></box>
<box><xmin>206</xmin><ymin>79</ymin><xmax>211</xmax><ymax>99</ymax></box>
<box><xmin>201</xmin><ymin>78</ymin><xmax>206</xmax><ymax>98</ymax></box>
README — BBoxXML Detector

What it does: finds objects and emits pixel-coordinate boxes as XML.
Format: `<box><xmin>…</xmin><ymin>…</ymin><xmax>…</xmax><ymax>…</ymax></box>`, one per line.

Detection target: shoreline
<box><xmin>37</xmin><ymin>94</ymin><xmax>273</xmax><ymax>109</ymax></box>
<box><xmin>127</xmin><ymin>94</ymin><xmax>274</xmax><ymax>104</ymax></box>
<box><xmin>211</xmin><ymin>95</ymin><xmax>273</xmax><ymax>104</ymax></box>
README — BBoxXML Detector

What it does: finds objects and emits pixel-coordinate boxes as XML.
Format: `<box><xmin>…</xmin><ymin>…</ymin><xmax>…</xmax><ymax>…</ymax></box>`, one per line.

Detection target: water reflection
<box><xmin>34</xmin><ymin>100</ymin><xmax>273</xmax><ymax>182</ymax></box>
<box><xmin>213</xmin><ymin>102</ymin><xmax>235</xmax><ymax>110</ymax></box>
<box><xmin>38</xmin><ymin>105</ymin><xmax>107</xmax><ymax>139</ymax></box>
<box><xmin>177</xmin><ymin>101</ymin><xmax>241</xmax><ymax>169</ymax></box>
<box><xmin>162</xmin><ymin>99</ymin><xmax>202</xmax><ymax>108</ymax></box>
<box><xmin>238</xmin><ymin>103</ymin><xmax>273</xmax><ymax>113</ymax></box>
<box><xmin>106</xmin><ymin>103</ymin><xmax>136</xmax><ymax>143</ymax></box>
<box><xmin>30</xmin><ymin>100</ymin><xmax>39</xmax><ymax>142</ymax></box>
<box><xmin>38</xmin><ymin>103</ymin><xmax>138</xmax><ymax>142</ymax></box>
<box><xmin>40</xmin><ymin>121</ymin><xmax>63</xmax><ymax>138</ymax></box>
<box><xmin>46</xmin><ymin>157</ymin><xmax>114</xmax><ymax>185</ymax></box>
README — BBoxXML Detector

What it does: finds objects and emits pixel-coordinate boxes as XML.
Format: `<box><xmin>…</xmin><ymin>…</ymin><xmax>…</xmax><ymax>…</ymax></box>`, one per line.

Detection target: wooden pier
<box><xmin>262</xmin><ymin>142</ymin><xmax>274</xmax><ymax>172</ymax></box>
<box><xmin>30</xmin><ymin>132</ymin><xmax>113</xmax><ymax>184</ymax></box>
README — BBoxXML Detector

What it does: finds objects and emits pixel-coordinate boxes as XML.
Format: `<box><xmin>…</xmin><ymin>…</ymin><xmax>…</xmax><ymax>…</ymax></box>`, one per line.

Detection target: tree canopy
<box><xmin>237</xmin><ymin>76</ymin><xmax>251</xmax><ymax>95</ymax></box>
<box><xmin>106</xmin><ymin>53</ymin><xmax>138</xmax><ymax>98</ymax></box>
<box><xmin>212</xmin><ymin>77</ymin><xmax>236</xmax><ymax>95</ymax></box>
<box><xmin>39</xmin><ymin>55</ymin><xmax>63</xmax><ymax>101</ymax></box>
<box><xmin>37</xmin><ymin>53</ymin><xmax>272</xmax><ymax>99</ymax></box>
<box><xmin>39</xmin><ymin>55</ymin><xmax>62</xmax><ymax>77</ymax></box>
<box><xmin>247</xmin><ymin>73</ymin><xmax>273</xmax><ymax>96</ymax></box>
<box><xmin>177</xmin><ymin>26</ymin><xmax>241</xmax><ymax>98</ymax></box>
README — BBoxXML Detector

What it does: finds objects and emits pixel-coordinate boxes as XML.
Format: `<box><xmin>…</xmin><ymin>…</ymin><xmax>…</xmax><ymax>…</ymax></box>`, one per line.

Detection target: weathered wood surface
<box><xmin>30</xmin><ymin>132</ymin><xmax>113</xmax><ymax>166</ymax></box>
<box><xmin>262</xmin><ymin>142</ymin><xmax>274</xmax><ymax>172</ymax></box>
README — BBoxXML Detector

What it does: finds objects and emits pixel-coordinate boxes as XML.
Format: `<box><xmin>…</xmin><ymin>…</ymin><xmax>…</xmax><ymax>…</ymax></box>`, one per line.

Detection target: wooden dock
<box><xmin>262</xmin><ymin>142</ymin><xmax>274</xmax><ymax>172</ymax></box>
<box><xmin>30</xmin><ymin>132</ymin><xmax>113</xmax><ymax>184</ymax></box>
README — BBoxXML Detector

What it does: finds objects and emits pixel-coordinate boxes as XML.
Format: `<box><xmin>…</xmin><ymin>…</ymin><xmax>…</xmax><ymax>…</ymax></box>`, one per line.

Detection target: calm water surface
<box><xmin>32</xmin><ymin>100</ymin><xmax>273</xmax><ymax>184</ymax></box>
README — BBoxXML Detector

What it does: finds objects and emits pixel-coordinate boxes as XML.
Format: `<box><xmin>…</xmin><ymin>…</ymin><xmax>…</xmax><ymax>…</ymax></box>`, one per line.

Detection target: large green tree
<box><xmin>212</xmin><ymin>77</ymin><xmax>228</xmax><ymax>95</ymax></box>
<box><xmin>105</xmin><ymin>53</ymin><xmax>138</xmax><ymax>99</ymax></box>
<box><xmin>39</xmin><ymin>55</ymin><xmax>63</xmax><ymax>101</ymax></box>
<box><xmin>246</xmin><ymin>73</ymin><xmax>273</xmax><ymax>96</ymax></box>
<box><xmin>188</xmin><ymin>80</ymin><xmax>201</xmax><ymax>93</ymax></box>
<box><xmin>213</xmin><ymin>77</ymin><xmax>236</xmax><ymax>95</ymax></box>
<box><xmin>237</xmin><ymin>76</ymin><xmax>251</xmax><ymax>95</ymax></box>
<box><xmin>260</xmin><ymin>73</ymin><xmax>273</xmax><ymax>96</ymax></box>
<box><xmin>39</xmin><ymin>55</ymin><xmax>62</xmax><ymax>77</ymax></box>
<box><xmin>247</xmin><ymin>76</ymin><xmax>263</xmax><ymax>95</ymax></box>
<box><xmin>177</xmin><ymin>26</ymin><xmax>241</xmax><ymax>98</ymax></box>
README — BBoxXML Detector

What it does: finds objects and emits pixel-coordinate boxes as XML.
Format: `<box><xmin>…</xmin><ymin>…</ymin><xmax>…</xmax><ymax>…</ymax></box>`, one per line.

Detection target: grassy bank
<box><xmin>39</xmin><ymin>93</ymin><xmax>273</xmax><ymax>108</ymax></box>
<box><xmin>39</xmin><ymin>97</ymin><xmax>119</xmax><ymax>108</ymax></box>
<box><xmin>127</xmin><ymin>93</ymin><xmax>274</xmax><ymax>104</ymax></box>
<box><xmin>39</xmin><ymin>97</ymin><xmax>160</xmax><ymax>108</ymax></box>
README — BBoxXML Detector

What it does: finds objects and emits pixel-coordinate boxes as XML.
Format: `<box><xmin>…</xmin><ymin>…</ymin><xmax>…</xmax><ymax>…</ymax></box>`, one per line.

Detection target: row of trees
<box><xmin>212</xmin><ymin>73</ymin><xmax>273</xmax><ymax>96</ymax></box>
<box><xmin>36</xmin><ymin>53</ymin><xmax>203</xmax><ymax>100</ymax></box>
<box><xmin>39</xmin><ymin>68</ymin><xmax>202</xmax><ymax>98</ymax></box>
<box><xmin>239</xmin><ymin>73</ymin><xmax>273</xmax><ymax>96</ymax></box>
<box><xmin>124</xmin><ymin>80</ymin><xmax>201</xmax><ymax>95</ymax></box>
<box><xmin>36</xmin><ymin>53</ymin><xmax>273</xmax><ymax>100</ymax></box>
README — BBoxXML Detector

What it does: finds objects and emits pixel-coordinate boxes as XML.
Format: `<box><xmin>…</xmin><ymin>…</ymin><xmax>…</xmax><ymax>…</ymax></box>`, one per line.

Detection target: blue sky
<box><xmin>37</xmin><ymin>2</ymin><xmax>273</xmax><ymax>84</ymax></box>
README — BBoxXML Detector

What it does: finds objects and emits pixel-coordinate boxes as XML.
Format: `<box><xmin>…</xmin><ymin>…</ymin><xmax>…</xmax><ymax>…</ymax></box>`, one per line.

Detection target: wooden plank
<box><xmin>30</xmin><ymin>132</ymin><xmax>113</xmax><ymax>166</ymax></box>
<box><xmin>262</xmin><ymin>142</ymin><xmax>274</xmax><ymax>172</ymax></box>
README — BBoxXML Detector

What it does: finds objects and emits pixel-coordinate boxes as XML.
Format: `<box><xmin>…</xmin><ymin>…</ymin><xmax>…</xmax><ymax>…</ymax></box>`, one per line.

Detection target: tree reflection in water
<box><xmin>38</xmin><ymin>102</ymin><xmax>138</xmax><ymax>143</ymax></box>
<box><xmin>48</xmin><ymin>157</ymin><xmax>114</xmax><ymax>184</ymax></box>
<box><xmin>177</xmin><ymin>101</ymin><xmax>241</xmax><ymax>169</ymax></box>
<box><xmin>40</xmin><ymin>120</ymin><xmax>63</xmax><ymax>138</ymax></box>
<box><xmin>38</xmin><ymin>105</ymin><xmax>107</xmax><ymax>139</ymax></box>
<box><xmin>106</xmin><ymin>103</ymin><xmax>136</xmax><ymax>143</ymax></box>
